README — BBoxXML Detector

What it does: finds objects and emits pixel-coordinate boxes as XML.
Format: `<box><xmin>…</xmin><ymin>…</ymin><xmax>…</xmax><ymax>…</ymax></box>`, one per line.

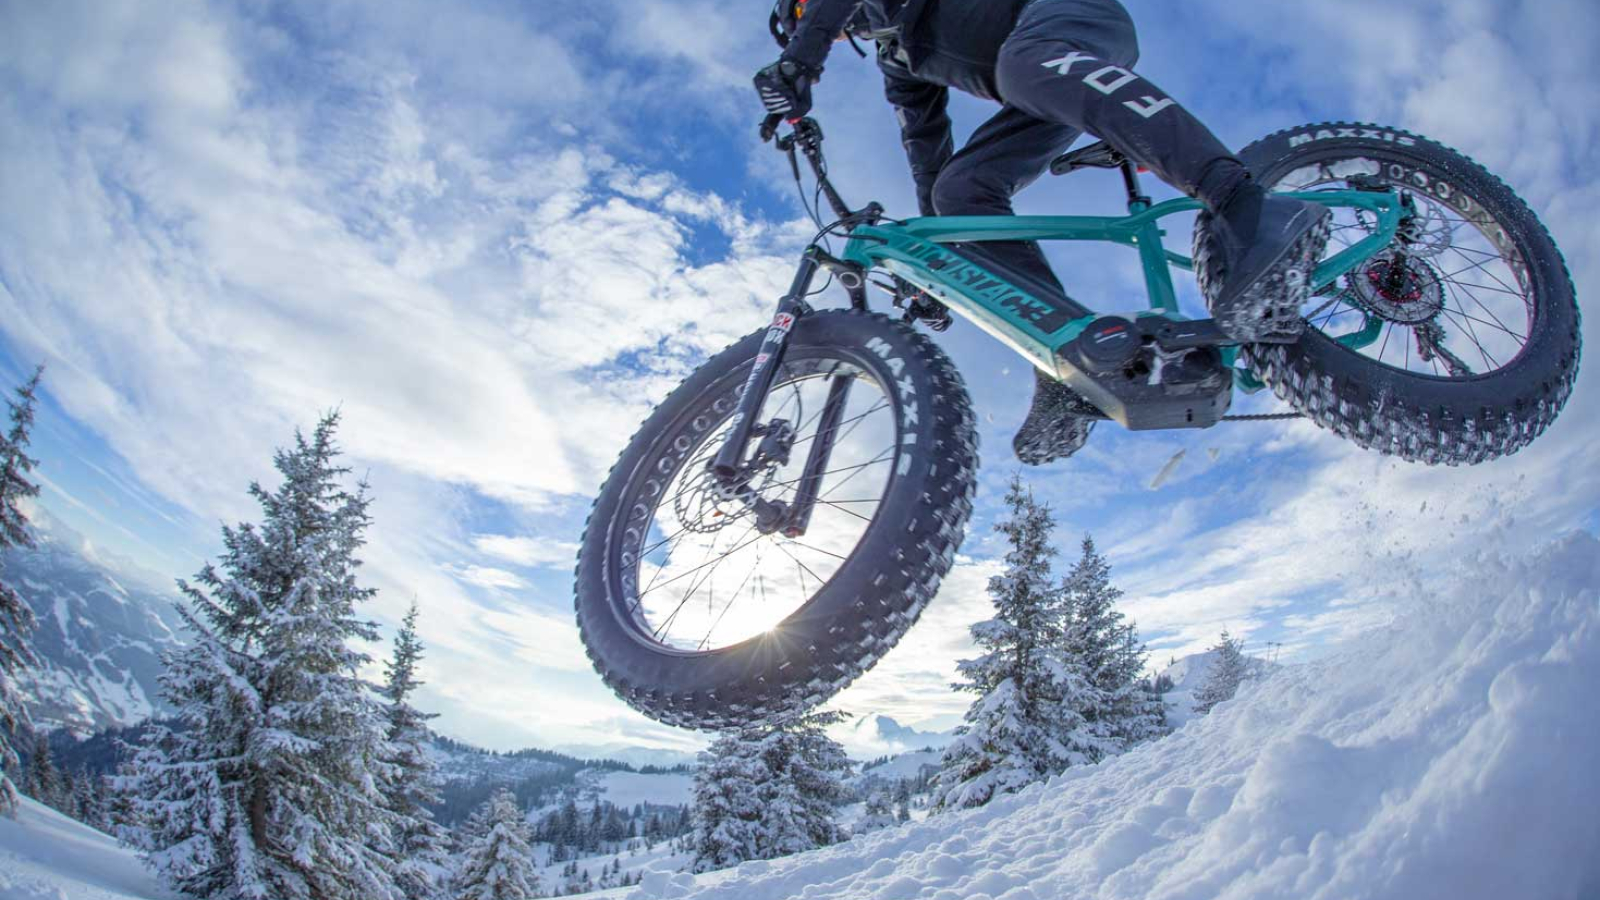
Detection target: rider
<box><xmin>754</xmin><ymin>0</ymin><xmax>1330</xmax><ymax>464</ymax></box>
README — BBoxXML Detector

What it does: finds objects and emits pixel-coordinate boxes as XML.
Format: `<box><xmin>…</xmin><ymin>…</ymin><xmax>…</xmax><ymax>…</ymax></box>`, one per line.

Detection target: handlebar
<box><xmin>760</xmin><ymin>112</ymin><xmax>789</xmax><ymax>143</ymax></box>
<box><xmin>763</xmin><ymin>116</ymin><xmax>868</xmax><ymax>226</ymax></box>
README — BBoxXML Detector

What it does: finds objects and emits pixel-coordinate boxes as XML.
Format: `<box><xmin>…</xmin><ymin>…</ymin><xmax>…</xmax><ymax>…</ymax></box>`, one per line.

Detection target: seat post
<box><xmin>1126</xmin><ymin>160</ymin><xmax>1152</xmax><ymax>211</ymax></box>
<box><xmin>1120</xmin><ymin>161</ymin><xmax>1152</xmax><ymax>211</ymax></box>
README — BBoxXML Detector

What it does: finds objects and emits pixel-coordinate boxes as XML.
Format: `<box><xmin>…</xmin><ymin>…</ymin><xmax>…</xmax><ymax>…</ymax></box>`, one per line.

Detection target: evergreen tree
<box><xmin>0</xmin><ymin>367</ymin><xmax>43</xmax><ymax>816</ymax></box>
<box><xmin>123</xmin><ymin>414</ymin><xmax>401</xmax><ymax>900</ymax></box>
<box><xmin>23</xmin><ymin>732</ymin><xmax>60</xmax><ymax>810</ymax></box>
<box><xmin>854</xmin><ymin>788</ymin><xmax>896</xmax><ymax>834</ymax></box>
<box><xmin>379</xmin><ymin>602</ymin><xmax>449</xmax><ymax>899</ymax></box>
<box><xmin>77</xmin><ymin>770</ymin><xmax>108</xmax><ymax>831</ymax></box>
<box><xmin>689</xmin><ymin>730</ymin><xmax>765</xmax><ymax>871</ymax></box>
<box><xmin>892</xmin><ymin>780</ymin><xmax>912</xmax><ymax>824</ymax></box>
<box><xmin>1059</xmin><ymin>536</ymin><xmax>1169</xmax><ymax>753</ymax></box>
<box><xmin>690</xmin><ymin>711</ymin><xmax>851</xmax><ymax>872</ymax></box>
<box><xmin>1193</xmin><ymin>629</ymin><xmax>1250</xmax><ymax>715</ymax></box>
<box><xmin>107</xmin><ymin>761</ymin><xmax>146</xmax><ymax>847</ymax></box>
<box><xmin>754</xmin><ymin>711</ymin><xmax>852</xmax><ymax>856</ymax></box>
<box><xmin>453</xmin><ymin>788</ymin><xmax>539</xmax><ymax>900</ymax></box>
<box><xmin>58</xmin><ymin>765</ymin><xmax>82</xmax><ymax>819</ymax></box>
<box><xmin>932</xmin><ymin>477</ymin><xmax>1093</xmax><ymax>811</ymax></box>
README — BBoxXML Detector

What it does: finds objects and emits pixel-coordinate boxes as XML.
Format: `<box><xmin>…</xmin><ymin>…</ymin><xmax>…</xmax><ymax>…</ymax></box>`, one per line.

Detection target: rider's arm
<box><xmin>780</xmin><ymin>0</ymin><xmax>866</xmax><ymax>71</ymax></box>
<box><xmin>882</xmin><ymin>66</ymin><xmax>953</xmax><ymax>217</ymax></box>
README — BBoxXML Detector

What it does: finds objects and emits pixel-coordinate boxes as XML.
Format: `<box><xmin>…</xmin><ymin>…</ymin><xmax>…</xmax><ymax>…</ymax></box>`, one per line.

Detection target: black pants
<box><xmin>930</xmin><ymin>0</ymin><xmax>1245</xmax><ymax>305</ymax></box>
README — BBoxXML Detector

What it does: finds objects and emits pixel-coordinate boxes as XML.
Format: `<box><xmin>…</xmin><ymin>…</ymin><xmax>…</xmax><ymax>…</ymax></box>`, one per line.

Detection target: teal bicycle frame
<box><xmin>709</xmin><ymin>118</ymin><xmax>1411</xmax><ymax>528</ymax></box>
<box><xmin>840</xmin><ymin>192</ymin><xmax>1405</xmax><ymax>388</ymax></box>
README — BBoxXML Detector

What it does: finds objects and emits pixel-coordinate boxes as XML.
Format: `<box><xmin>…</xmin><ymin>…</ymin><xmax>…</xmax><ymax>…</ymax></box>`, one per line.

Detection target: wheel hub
<box><xmin>1347</xmin><ymin>251</ymin><xmax>1444</xmax><ymax>325</ymax></box>
<box><xmin>672</xmin><ymin>418</ymin><xmax>794</xmax><ymax>535</ymax></box>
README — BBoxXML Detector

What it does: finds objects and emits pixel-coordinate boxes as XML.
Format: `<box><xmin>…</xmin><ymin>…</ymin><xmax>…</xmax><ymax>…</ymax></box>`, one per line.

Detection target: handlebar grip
<box><xmin>760</xmin><ymin>113</ymin><xmax>784</xmax><ymax>142</ymax></box>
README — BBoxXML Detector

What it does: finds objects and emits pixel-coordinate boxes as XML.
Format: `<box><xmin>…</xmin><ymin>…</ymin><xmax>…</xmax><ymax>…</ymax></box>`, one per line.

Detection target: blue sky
<box><xmin>2</xmin><ymin>0</ymin><xmax>1596</xmax><ymax>755</ymax></box>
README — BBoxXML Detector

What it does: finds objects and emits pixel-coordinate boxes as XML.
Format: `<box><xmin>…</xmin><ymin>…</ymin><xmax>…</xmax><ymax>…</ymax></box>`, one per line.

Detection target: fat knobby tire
<box><xmin>1237</xmin><ymin>122</ymin><xmax>1580</xmax><ymax>465</ymax></box>
<box><xmin>575</xmin><ymin>311</ymin><xmax>977</xmax><ymax>731</ymax></box>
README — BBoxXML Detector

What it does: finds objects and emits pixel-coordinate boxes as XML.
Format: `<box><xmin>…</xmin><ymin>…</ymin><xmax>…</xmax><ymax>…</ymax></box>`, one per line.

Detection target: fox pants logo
<box><xmin>1039</xmin><ymin>51</ymin><xmax>1175</xmax><ymax>119</ymax></box>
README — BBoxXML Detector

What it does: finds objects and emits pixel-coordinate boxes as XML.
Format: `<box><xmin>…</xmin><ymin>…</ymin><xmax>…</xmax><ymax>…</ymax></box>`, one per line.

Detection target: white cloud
<box><xmin>446</xmin><ymin>564</ymin><xmax>528</xmax><ymax>590</ymax></box>
<box><xmin>472</xmin><ymin>534</ymin><xmax>583</xmax><ymax>568</ymax></box>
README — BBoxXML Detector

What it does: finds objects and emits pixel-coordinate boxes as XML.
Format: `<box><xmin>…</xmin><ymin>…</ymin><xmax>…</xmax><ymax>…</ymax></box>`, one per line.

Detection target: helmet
<box><xmin>769</xmin><ymin>0</ymin><xmax>807</xmax><ymax>48</ymax></box>
<box><xmin>769</xmin><ymin>0</ymin><xmax>872</xmax><ymax>51</ymax></box>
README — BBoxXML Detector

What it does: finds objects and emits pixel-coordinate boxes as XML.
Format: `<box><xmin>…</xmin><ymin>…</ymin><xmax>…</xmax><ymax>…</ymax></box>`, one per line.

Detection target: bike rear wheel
<box><xmin>576</xmin><ymin>310</ymin><xmax>976</xmax><ymax>730</ymax></box>
<box><xmin>1236</xmin><ymin>123</ymin><xmax>1580</xmax><ymax>464</ymax></box>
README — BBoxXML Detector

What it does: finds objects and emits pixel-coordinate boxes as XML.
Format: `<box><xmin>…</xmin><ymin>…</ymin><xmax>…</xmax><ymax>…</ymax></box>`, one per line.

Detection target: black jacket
<box><xmin>781</xmin><ymin>0</ymin><xmax>1033</xmax><ymax>214</ymax></box>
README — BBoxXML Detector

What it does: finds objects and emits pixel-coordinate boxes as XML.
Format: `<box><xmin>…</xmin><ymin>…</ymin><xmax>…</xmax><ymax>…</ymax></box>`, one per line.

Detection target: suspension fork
<box><xmin>784</xmin><ymin>371</ymin><xmax>852</xmax><ymax>538</ymax></box>
<box><xmin>709</xmin><ymin>249</ymin><xmax>824</xmax><ymax>530</ymax></box>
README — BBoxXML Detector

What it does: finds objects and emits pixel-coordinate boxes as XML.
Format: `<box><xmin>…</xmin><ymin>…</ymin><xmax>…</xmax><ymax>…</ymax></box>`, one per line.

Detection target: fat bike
<box><xmin>574</xmin><ymin>117</ymin><xmax>1580</xmax><ymax>730</ymax></box>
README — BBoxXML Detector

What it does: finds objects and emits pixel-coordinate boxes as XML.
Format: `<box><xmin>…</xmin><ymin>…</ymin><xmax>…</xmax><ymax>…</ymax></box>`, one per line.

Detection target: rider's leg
<box><xmin>926</xmin><ymin>109</ymin><xmax>1105</xmax><ymax>465</ymax></box>
<box><xmin>928</xmin><ymin>106</ymin><xmax>1079</xmax><ymax>309</ymax></box>
<box><xmin>996</xmin><ymin>0</ymin><xmax>1331</xmax><ymax>341</ymax></box>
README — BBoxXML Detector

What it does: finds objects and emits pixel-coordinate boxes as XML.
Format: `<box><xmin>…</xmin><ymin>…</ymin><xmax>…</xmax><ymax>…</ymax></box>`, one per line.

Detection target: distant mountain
<box><xmin>554</xmin><ymin>743</ymin><xmax>699</xmax><ymax>770</ymax></box>
<box><xmin>837</xmin><ymin>714</ymin><xmax>954</xmax><ymax>759</ymax></box>
<box><xmin>2</xmin><ymin>512</ymin><xmax>187</xmax><ymax>734</ymax></box>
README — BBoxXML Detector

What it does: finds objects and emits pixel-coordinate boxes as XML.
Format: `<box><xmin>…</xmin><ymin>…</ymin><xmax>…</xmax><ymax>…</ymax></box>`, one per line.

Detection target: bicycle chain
<box><xmin>1221</xmin><ymin>412</ymin><xmax>1303</xmax><ymax>421</ymax></box>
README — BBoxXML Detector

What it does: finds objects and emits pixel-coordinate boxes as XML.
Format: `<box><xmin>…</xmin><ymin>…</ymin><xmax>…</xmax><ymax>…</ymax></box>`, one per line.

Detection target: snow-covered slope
<box><xmin>1157</xmin><ymin>648</ymin><xmax>1275</xmax><ymax>727</ymax></box>
<box><xmin>576</xmin><ymin>770</ymin><xmax>695</xmax><ymax>809</ymax></box>
<box><xmin>4</xmin><ymin>514</ymin><xmax>186</xmax><ymax>734</ymax></box>
<box><xmin>629</xmin><ymin>533</ymin><xmax>1600</xmax><ymax>900</ymax></box>
<box><xmin>0</xmin><ymin>797</ymin><xmax>168</xmax><ymax>899</ymax></box>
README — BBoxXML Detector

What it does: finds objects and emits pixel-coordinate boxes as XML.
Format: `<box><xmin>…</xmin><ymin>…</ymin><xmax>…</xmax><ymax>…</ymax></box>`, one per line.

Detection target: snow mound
<box><xmin>0</xmin><ymin>797</ymin><xmax>169</xmax><ymax>899</ymax></box>
<box><xmin>639</xmin><ymin>533</ymin><xmax>1600</xmax><ymax>900</ymax></box>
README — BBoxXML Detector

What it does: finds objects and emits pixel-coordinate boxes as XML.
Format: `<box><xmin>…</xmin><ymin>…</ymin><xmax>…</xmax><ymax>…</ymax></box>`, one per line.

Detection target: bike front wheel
<box><xmin>575</xmin><ymin>310</ymin><xmax>977</xmax><ymax>730</ymax></box>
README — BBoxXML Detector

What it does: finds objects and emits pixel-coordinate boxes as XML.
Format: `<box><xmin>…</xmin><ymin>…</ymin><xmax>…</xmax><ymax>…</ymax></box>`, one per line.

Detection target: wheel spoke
<box><xmin>817</xmin><ymin>448</ymin><xmax>897</xmax><ymax>502</ymax></box>
<box><xmin>1436</xmin><ymin>248</ymin><xmax>1528</xmax><ymax>302</ymax></box>
<box><xmin>814</xmin><ymin>499</ymin><xmax>875</xmax><ymax>524</ymax></box>
<box><xmin>770</xmin><ymin>539</ymin><xmax>832</xmax><ymax>594</ymax></box>
<box><xmin>698</xmin><ymin>545</ymin><xmax>765</xmax><ymax>650</ymax></box>
<box><xmin>778</xmin><ymin>538</ymin><xmax>850</xmax><ymax>562</ymax></box>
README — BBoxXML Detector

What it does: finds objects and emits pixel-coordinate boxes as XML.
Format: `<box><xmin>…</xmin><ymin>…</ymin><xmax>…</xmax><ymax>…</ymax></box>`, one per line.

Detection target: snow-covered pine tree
<box><xmin>854</xmin><ymin>788</ymin><xmax>896</xmax><ymax>834</ymax></box>
<box><xmin>1059</xmin><ymin>535</ymin><xmax>1168</xmax><ymax>753</ymax></box>
<box><xmin>123</xmin><ymin>414</ymin><xmax>401</xmax><ymax>900</ymax></box>
<box><xmin>752</xmin><ymin>710</ymin><xmax>851</xmax><ymax>857</ymax></box>
<box><xmin>0</xmin><ymin>366</ymin><xmax>42</xmax><ymax>817</ymax></box>
<box><xmin>689</xmin><ymin>711</ymin><xmax>851</xmax><ymax>871</ymax></box>
<box><xmin>107</xmin><ymin>760</ymin><xmax>147</xmax><ymax>847</ymax></box>
<box><xmin>1193</xmin><ymin>629</ymin><xmax>1249</xmax><ymax>715</ymax></box>
<box><xmin>689</xmin><ymin>728</ymin><xmax>765</xmax><ymax>871</ymax></box>
<box><xmin>932</xmin><ymin>476</ymin><xmax>1093</xmax><ymax>811</ymax></box>
<box><xmin>379</xmin><ymin>601</ymin><xmax>449</xmax><ymax>899</ymax></box>
<box><xmin>23</xmin><ymin>732</ymin><xmax>60</xmax><ymax>810</ymax></box>
<box><xmin>453</xmin><ymin>787</ymin><xmax>540</xmax><ymax>900</ymax></box>
<box><xmin>58</xmin><ymin>765</ymin><xmax>82</xmax><ymax>819</ymax></box>
<box><xmin>74</xmin><ymin>769</ymin><xmax>105</xmax><ymax>831</ymax></box>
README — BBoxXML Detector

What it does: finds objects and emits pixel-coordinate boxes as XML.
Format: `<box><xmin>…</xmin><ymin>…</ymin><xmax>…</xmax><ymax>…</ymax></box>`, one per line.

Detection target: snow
<box><xmin>0</xmin><ymin>798</ymin><xmax>169</xmax><ymax>899</ymax></box>
<box><xmin>623</xmin><ymin>533</ymin><xmax>1600</xmax><ymax>899</ymax></box>
<box><xmin>1156</xmin><ymin>648</ymin><xmax>1274</xmax><ymax>728</ymax></box>
<box><xmin>4</xmin><ymin>534</ymin><xmax>1597</xmax><ymax>900</ymax></box>
<box><xmin>586</xmin><ymin>770</ymin><xmax>696</xmax><ymax>809</ymax></box>
<box><xmin>853</xmin><ymin>748</ymin><xmax>941</xmax><ymax>784</ymax></box>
